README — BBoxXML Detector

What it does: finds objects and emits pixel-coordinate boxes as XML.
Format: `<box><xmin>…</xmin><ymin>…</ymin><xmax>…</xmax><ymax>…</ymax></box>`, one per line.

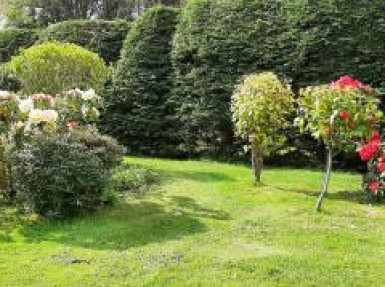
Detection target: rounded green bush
<box><xmin>0</xmin><ymin>29</ymin><xmax>38</xmax><ymax>63</ymax></box>
<box><xmin>68</xmin><ymin>128</ymin><xmax>125</xmax><ymax>170</ymax></box>
<box><xmin>10</xmin><ymin>135</ymin><xmax>108</xmax><ymax>218</ymax></box>
<box><xmin>172</xmin><ymin>0</ymin><xmax>292</xmax><ymax>156</ymax></box>
<box><xmin>101</xmin><ymin>6</ymin><xmax>180</xmax><ymax>157</ymax></box>
<box><xmin>38</xmin><ymin>20</ymin><xmax>131</xmax><ymax>64</ymax></box>
<box><xmin>10</xmin><ymin>42</ymin><xmax>110</xmax><ymax>94</ymax></box>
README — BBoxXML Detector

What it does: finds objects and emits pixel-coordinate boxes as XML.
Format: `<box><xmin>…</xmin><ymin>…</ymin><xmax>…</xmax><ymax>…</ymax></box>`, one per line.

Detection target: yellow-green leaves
<box><xmin>231</xmin><ymin>72</ymin><xmax>293</xmax><ymax>155</ymax></box>
<box><xmin>10</xmin><ymin>42</ymin><xmax>110</xmax><ymax>95</ymax></box>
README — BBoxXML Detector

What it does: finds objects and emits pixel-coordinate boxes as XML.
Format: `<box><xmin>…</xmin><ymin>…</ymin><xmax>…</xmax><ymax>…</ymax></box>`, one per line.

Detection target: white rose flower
<box><xmin>0</xmin><ymin>91</ymin><xmax>10</xmax><ymax>100</ymax></box>
<box><xmin>82</xmin><ymin>106</ymin><xmax>100</xmax><ymax>118</ymax></box>
<box><xmin>19</xmin><ymin>98</ymin><xmax>34</xmax><ymax>114</ymax></box>
<box><xmin>64</xmin><ymin>88</ymin><xmax>82</xmax><ymax>98</ymax></box>
<box><xmin>81</xmin><ymin>89</ymin><xmax>98</xmax><ymax>101</ymax></box>
<box><xmin>28</xmin><ymin>109</ymin><xmax>58</xmax><ymax>125</ymax></box>
<box><xmin>44</xmin><ymin>110</ymin><xmax>59</xmax><ymax>123</ymax></box>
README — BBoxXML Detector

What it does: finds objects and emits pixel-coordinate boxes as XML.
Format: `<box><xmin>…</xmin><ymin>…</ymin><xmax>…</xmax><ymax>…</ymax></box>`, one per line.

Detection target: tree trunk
<box><xmin>316</xmin><ymin>146</ymin><xmax>333</xmax><ymax>212</ymax></box>
<box><xmin>252</xmin><ymin>147</ymin><xmax>263</xmax><ymax>184</ymax></box>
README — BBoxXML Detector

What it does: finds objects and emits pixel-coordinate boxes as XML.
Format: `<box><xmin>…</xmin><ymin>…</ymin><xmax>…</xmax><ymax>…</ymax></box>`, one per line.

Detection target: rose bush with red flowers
<box><xmin>300</xmin><ymin>76</ymin><xmax>382</xmax><ymax>151</ymax></box>
<box><xmin>299</xmin><ymin>75</ymin><xmax>383</xmax><ymax>210</ymax></box>
<box><xmin>358</xmin><ymin>131</ymin><xmax>385</xmax><ymax>200</ymax></box>
<box><xmin>363</xmin><ymin>142</ymin><xmax>385</xmax><ymax>199</ymax></box>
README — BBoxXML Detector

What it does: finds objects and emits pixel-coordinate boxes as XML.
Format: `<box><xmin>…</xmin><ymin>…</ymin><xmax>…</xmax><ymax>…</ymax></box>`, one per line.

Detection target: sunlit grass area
<box><xmin>1</xmin><ymin>157</ymin><xmax>383</xmax><ymax>286</ymax></box>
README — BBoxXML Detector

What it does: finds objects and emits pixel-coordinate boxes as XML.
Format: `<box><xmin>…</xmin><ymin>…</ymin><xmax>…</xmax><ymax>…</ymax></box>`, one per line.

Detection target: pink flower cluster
<box><xmin>331</xmin><ymin>75</ymin><xmax>372</xmax><ymax>92</ymax></box>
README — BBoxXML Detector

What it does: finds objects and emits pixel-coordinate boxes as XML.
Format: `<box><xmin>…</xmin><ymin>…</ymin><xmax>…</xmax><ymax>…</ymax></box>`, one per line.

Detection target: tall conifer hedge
<box><xmin>101</xmin><ymin>6</ymin><xmax>180</xmax><ymax>157</ymax></box>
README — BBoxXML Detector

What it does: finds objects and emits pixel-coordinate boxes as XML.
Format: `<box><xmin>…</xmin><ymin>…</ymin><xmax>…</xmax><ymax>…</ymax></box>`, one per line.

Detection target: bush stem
<box><xmin>316</xmin><ymin>146</ymin><xmax>333</xmax><ymax>212</ymax></box>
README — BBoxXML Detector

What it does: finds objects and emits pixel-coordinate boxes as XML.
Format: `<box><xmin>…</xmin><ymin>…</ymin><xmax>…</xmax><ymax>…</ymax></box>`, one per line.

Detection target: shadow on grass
<box><xmin>16</xmin><ymin>195</ymin><xmax>230</xmax><ymax>251</ymax></box>
<box><xmin>272</xmin><ymin>186</ymin><xmax>367</xmax><ymax>204</ymax></box>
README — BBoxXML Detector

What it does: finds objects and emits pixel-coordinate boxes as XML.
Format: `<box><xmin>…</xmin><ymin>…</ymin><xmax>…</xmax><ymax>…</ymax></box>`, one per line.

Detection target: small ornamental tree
<box><xmin>232</xmin><ymin>72</ymin><xmax>293</xmax><ymax>184</ymax></box>
<box><xmin>299</xmin><ymin>76</ymin><xmax>383</xmax><ymax>211</ymax></box>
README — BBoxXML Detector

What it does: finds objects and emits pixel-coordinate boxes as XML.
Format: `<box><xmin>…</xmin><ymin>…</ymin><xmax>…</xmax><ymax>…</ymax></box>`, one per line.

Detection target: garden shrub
<box><xmin>0</xmin><ymin>29</ymin><xmax>38</xmax><ymax>63</ymax></box>
<box><xmin>10</xmin><ymin>135</ymin><xmax>108</xmax><ymax>218</ymax></box>
<box><xmin>68</xmin><ymin>128</ymin><xmax>125</xmax><ymax>170</ymax></box>
<box><xmin>9</xmin><ymin>42</ymin><xmax>110</xmax><ymax>94</ymax></box>
<box><xmin>38</xmin><ymin>20</ymin><xmax>131</xmax><ymax>64</ymax></box>
<box><xmin>101</xmin><ymin>6</ymin><xmax>180</xmax><ymax>157</ymax></box>
<box><xmin>232</xmin><ymin>72</ymin><xmax>293</xmax><ymax>183</ymax></box>
<box><xmin>109</xmin><ymin>163</ymin><xmax>160</xmax><ymax>194</ymax></box>
<box><xmin>171</xmin><ymin>0</ymin><xmax>293</xmax><ymax>156</ymax></box>
<box><xmin>0</xmin><ymin>88</ymin><xmax>105</xmax><ymax>200</ymax></box>
<box><xmin>299</xmin><ymin>76</ymin><xmax>383</xmax><ymax>211</ymax></box>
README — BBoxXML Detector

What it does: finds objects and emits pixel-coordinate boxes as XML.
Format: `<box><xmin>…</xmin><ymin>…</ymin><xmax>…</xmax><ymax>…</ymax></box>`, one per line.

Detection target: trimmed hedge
<box><xmin>101</xmin><ymin>6</ymin><xmax>180</xmax><ymax>157</ymax></box>
<box><xmin>0</xmin><ymin>29</ymin><xmax>37</xmax><ymax>91</ymax></box>
<box><xmin>38</xmin><ymin>20</ymin><xmax>131</xmax><ymax>64</ymax></box>
<box><xmin>0</xmin><ymin>29</ymin><xmax>38</xmax><ymax>63</ymax></box>
<box><xmin>284</xmin><ymin>0</ymin><xmax>385</xmax><ymax>89</ymax></box>
<box><xmin>171</xmin><ymin>0</ymin><xmax>292</xmax><ymax>156</ymax></box>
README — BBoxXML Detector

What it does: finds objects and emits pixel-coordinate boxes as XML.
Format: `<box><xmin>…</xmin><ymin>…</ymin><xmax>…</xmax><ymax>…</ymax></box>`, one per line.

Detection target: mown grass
<box><xmin>1</xmin><ymin>157</ymin><xmax>384</xmax><ymax>286</ymax></box>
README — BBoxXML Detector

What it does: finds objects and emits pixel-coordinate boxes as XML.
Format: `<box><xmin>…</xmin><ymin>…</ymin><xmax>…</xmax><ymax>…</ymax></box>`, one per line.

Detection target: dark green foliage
<box><xmin>101</xmin><ymin>6</ymin><xmax>180</xmax><ymax>157</ymax></box>
<box><xmin>0</xmin><ymin>29</ymin><xmax>38</xmax><ymax>63</ymax></box>
<box><xmin>0</xmin><ymin>64</ymin><xmax>22</xmax><ymax>92</ymax></box>
<box><xmin>38</xmin><ymin>20</ymin><xmax>131</xmax><ymax>64</ymax></box>
<box><xmin>0</xmin><ymin>29</ymin><xmax>37</xmax><ymax>92</ymax></box>
<box><xmin>284</xmin><ymin>0</ymin><xmax>385</xmax><ymax>89</ymax></box>
<box><xmin>172</xmin><ymin>0</ymin><xmax>293</xmax><ymax>156</ymax></box>
<box><xmin>68</xmin><ymin>128</ymin><xmax>125</xmax><ymax>170</ymax></box>
<box><xmin>10</xmin><ymin>135</ymin><xmax>108</xmax><ymax>218</ymax></box>
<box><xmin>171</xmin><ymin>0</ymin><xmax>385</xmax><ymax>159</ymax></box>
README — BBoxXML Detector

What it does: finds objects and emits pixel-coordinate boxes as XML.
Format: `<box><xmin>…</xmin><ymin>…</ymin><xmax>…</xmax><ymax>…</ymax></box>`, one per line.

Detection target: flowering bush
<box><xmin>358</xmin><ymin>131</ymin><xmax>385</xmax><ymax>200</ymax></box>
<box><xmin>299</xmin><ymin>75</ymin><xmax>383</xmax><ymax>211</ymax></box>
<box><xmin>0</xmin><ymin>88</ymin><xmax>103</xmax><ymax>198</ymax></box>
<box><xmin>0</xmin><ymin>88</ymin><xmax>101</xmax><ymax>139</ymax></box>
<box><xmin>0</xmin><ymin>87</ymin><xmax>125</xmax><ymax>218</ymax></box>
<box><xmin>299</xmin><ymin>76</ymin><xmax>382</xmax><ymax>150</ymax></box>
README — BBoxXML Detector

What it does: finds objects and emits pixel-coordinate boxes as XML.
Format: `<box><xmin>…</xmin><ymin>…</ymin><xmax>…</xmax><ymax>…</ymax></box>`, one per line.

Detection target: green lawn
<box><xmin>1</xmin><ymin>157</ymin><xmax>384</xmax><ymax>286</ymax></box>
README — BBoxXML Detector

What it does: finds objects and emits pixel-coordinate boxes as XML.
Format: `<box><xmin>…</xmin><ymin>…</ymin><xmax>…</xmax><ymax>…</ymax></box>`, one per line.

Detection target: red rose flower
<box><xmin>358</xmin><ymin>138</ymin><xmax>380</xmax><ymax>162</ymax></box>
<box><xmin>369</xmin><ymin>181</ymin><xmax>380</xmax><ymax>195</ymax></box>
<box><xmin>340</xmin><ymin>110</ymin><xmax>350</xmax><ymax>120</ymax></box>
